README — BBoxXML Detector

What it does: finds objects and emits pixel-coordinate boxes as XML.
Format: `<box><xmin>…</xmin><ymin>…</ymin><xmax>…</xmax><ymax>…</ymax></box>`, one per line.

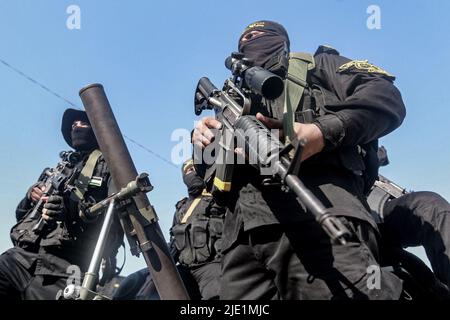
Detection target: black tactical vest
<box><xmin>10</xmin><ymin>162</ymin><xmax>80</xmax><ymax>252</ymax></box>
<box><xmin>170</xmin><ymin>193</ymin><xmax>225</xmax><ymax>268</ymax></box>
<box><xmin>10</xmin><ymin>151</ymin><xmax>112</xmax><ymax>254</ymax></box>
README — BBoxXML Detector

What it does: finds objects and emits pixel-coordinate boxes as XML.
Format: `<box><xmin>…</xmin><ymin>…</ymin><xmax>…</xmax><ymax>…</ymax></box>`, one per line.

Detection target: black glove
<box><xmin>43</xmin><ymin>195</ymin><xmax>65</xmax><ymax>222</ymax></box>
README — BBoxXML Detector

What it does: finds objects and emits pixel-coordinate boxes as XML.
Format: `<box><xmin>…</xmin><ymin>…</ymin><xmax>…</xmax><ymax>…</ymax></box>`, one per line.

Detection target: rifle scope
<box><xmin>225</xmin><ymin>52</ymin><xmax>284</xmax><ymax>100</ymax></box>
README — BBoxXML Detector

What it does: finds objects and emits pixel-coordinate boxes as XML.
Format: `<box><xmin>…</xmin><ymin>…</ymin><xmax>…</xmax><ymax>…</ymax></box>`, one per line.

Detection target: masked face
<box><xmin>182</xmin><ymin>166</ymin><xmax>204</xmax><ymax>198</ymax></box>
<box><xmin>239</xmin><ymin>31</ymin><xmax>286</xmax><ymax>67</ymax></box>
<box><xmin>238</xmin><ymin>21</ymin><xmax>290</xmax><ymax>78</ymax></box>
<box><xmin>70</xmin><ymin>120</ymin><xmax>98</xmax><ymax>151</ymax></box>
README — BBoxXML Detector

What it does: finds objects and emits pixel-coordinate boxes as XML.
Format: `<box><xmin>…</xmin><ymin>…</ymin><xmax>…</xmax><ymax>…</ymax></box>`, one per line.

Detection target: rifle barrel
<box><xmin>275</xmin><ymin>160</ymin><xmax>349</xmax><ymax>245</ymax></box>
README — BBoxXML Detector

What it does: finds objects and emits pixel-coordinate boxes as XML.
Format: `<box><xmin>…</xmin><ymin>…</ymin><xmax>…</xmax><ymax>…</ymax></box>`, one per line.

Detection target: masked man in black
<box><xmin>113</xmin><ymin>159</ymin><xmax>223</xmax><ymax>300</ymax></box>
<box><xmin>368</xmin><ymin>147</ymin><xmax>450</xmax><ymax>290</ymax></box>
<box><xmin>169</xmin><ymin>159</ymin><xmax>224</xmax><ymax>300</ymax></box>
<box><xmin>382</xmin><ymin>192</ymin><xmax>450</xmax><ymax>288</ymax></box>
<box><xmin>193</xmin><ymin>20</ymin><xmax>406</xmax><ymax>299</ymax></box>
<box><xmin>0</xmin><ymin>108</ymin><xmax>123</xmax><ymax>300</ymax></box>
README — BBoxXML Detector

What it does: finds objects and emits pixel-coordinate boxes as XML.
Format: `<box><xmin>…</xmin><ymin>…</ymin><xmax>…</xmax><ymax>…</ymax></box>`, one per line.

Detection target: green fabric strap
<box><xmin>283</xmin><ymin>52</ymin><xmax>315</xmax><ymax>143</ymax></box>
<box><xmin>71</xmin><ymin>149</ymin><xmax>102</xmax><ymax>201</ymax></box>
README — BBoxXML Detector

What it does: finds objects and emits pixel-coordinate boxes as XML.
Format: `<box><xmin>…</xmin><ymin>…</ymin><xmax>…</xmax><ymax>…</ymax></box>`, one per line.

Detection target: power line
<box><xmin>0</xmin><ymin>58</ymin><xmax>78</xmax><ymax>108</ymax></box>
<box><xmin>0</xmin><ymin>57</ymin><xmax>178</xmax><ymax>169</ymax></box>
<box><xmin>123</xmin><ymin>135</ymin><xmax>177</xmax><ymax>168</ymax></box>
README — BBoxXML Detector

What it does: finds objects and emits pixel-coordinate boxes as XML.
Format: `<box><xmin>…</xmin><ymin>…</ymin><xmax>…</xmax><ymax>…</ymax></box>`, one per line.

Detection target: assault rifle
<box><xmin>30</xmin><ymin>151</ymin><xmax>81</xmax><ymax>233</ymax></box>
<box><xmin>194</xmin><ymin>52</ymin><xmax>351</xmax><ymax>245</ymax></box>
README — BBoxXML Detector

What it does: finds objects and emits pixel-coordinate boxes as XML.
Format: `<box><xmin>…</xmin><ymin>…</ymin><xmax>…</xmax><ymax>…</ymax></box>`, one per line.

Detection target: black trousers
<box><xmin>382</xmin><ymin>191</ymin><xmax>450</xmax><ymax>286</ymax></box>
<box><xmin>220</xmin><ymin>218</ymin><xmax>403</xmax><ymax>300</ymax></box>
<box><xmin>220</xmin><ymin>165</ymin><xmax>404</xmax><ymax>300</ymax></box>
<box><xmin>190</xmin><ymin>261</ymin><xmax>221</xmax><ymax>300</ymax></box>
<box><xmin>0</xmin><ymin>248</ymin><xmax>67</xmax><ymax>300</ymax></box>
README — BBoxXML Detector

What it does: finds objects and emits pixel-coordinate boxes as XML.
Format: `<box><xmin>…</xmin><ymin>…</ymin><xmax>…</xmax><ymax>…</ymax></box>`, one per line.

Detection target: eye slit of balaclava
<box><xmin>240</xmin><ymin>30</ymin><xmax>266</xmax><ymax>43</ymax></box>
<box><xmin>71</xmin><ymin>122</ymin><xmax>98</xmax><ymax>151</ymax></box>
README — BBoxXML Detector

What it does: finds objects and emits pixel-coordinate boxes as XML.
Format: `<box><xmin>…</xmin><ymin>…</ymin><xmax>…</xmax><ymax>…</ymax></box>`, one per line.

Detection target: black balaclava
<box><xmin>238</xmin><ymin>20</ymin><xmax>290</xmax><ymax>76</ymax></box>
<box><xmin>182</xmin><ymin>160</ymin><xmax>204</xmax><ymax>198</ymax></box>
<box><xmin>71</xmin><ymin>124</ymin><xmax>98</xmax><ymax>152</ymax></box>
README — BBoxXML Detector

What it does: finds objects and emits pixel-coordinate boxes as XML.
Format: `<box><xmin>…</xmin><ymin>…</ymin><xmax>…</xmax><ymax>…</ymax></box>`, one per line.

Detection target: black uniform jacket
<box><xmin>202</xmin><ymin>46</ymin><xmax>406</xmax><ymax>251</ymax></box>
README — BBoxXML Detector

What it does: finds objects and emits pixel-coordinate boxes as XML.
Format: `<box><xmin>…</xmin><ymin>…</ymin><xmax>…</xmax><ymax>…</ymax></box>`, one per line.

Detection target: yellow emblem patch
<box><xmin>182</xmin><ymin>159</ymin><xmax>194</xmax><ymax>173</ymax></box>
<box><xmin>338</xmin><ymin>60</ymin><xmax>395</xmax><ymax>80</ymax></box>
<box><xmin>245</xmin><ymin>21</ymin><xmax>266</xmax><ymax>30</ymax></box>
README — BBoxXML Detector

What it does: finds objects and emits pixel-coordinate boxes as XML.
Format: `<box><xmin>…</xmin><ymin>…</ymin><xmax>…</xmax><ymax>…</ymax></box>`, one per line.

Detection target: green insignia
<box><xmin>338</xmin><ymin>60</ymin><xmax>395</xmax><ymax>80</ymax></box>
<box><xmin>89</xmin><ymin>176</ymin><xmax>103</xmax><ymax>187</ymax></box>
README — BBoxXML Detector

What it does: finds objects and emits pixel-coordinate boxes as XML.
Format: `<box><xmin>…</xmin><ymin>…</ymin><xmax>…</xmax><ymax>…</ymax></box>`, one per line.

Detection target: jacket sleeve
<box><xmin>15</xmin><ymin>180</ymin><xmax>44</xmax><ymax>221</ymax></box>
<box><xmin>311</xmin><ymin>53</ymin><xmax>406</xmax><ymax>150</ymax></box>
<box><xmin>15</xmin><ymin>196</ymin><xmax>32</xmax><ymax>222</ymax></box>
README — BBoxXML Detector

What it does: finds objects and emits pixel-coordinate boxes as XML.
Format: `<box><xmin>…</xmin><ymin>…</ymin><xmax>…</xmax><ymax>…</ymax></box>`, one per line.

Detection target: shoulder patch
<box><xmin>88</xmin><ymin>176</ymin><xmax>103</xmax><ymax>187</ymax></box>
<box><xmin>175</xmin><ymin>197</ymin><xmax>188</xmax><ymax>210</ymax></box>
<box><xmin>338</xmin><ymin>60</ymin><xmax>395</xmax><ymax>80</ymax></box>
<box><xmin>315</xmin><ymin>45</ymin><xmax>340</xmax><ymax>56</ymax></box>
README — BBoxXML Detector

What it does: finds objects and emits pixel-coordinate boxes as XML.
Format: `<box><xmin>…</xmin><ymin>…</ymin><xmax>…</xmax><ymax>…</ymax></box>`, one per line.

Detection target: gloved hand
<box><xmin>42</xmin><ymin>195</ymin><xmax>65</xmax><ymax>222</ymax></box>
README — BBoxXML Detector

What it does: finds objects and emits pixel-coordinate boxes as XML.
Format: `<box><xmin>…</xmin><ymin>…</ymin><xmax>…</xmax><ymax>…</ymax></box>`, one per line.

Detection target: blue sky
<box><xmin>0</xmin><ymin>0</ymin><xmax>449</xmax><ymax>276</ymax></box>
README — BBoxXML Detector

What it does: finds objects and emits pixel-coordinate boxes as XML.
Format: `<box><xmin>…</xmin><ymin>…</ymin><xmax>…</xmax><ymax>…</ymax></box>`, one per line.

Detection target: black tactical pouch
<box><xmin>190</xmin><ymin>218</ymin><xmax>211</xmax><ymax>264</ymax></box>
<box><xmin>294</xmin><ymin>86</ymin><xmax>320</xmax><ymax>124</ymax></box>
<box><xmin>171</xmin><ymin>223</ymin><xmax>194</xmax><ymax>266</ymax></box>
<box><xmin>39</xmin><ymin>221</ymin><xmax>72</xmax><ymax>247</ymax></box>
<box><xmin>208</xmin><ymin>216</ymin><xmax>224</xmax><ymax>257</ymax></box>
<box><xmin>10</xmin><ymin>216</ymin><xmax>41</xmax><ymax>251</ymax></box>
